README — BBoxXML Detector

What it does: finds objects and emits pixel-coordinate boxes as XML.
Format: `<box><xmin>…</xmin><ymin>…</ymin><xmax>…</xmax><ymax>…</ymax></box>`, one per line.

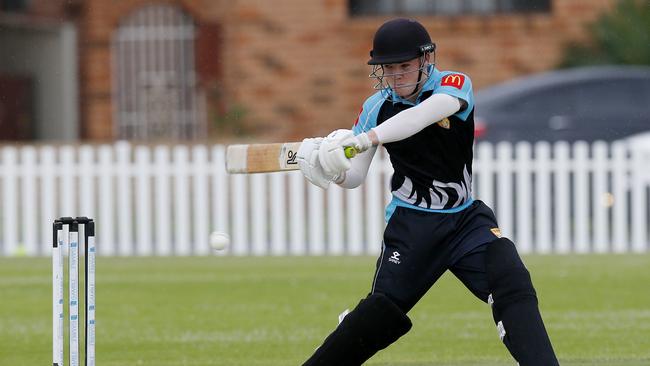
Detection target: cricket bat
<box><xmin>226</xmin><ymin>142</ymin><xmax>358</xmax><ymax>174</ymax></box>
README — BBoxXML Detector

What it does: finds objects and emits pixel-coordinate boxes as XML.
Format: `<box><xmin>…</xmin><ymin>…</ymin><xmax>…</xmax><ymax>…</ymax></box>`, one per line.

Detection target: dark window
<box><xmin>1</xmin><ymin>0</ymin><xmax>29</xmax><ymax>12</ymax></box>
<box><xmin>349</xmin><ymin>0</ymin><xmax>551</xmax><ymax>17</ymax></box>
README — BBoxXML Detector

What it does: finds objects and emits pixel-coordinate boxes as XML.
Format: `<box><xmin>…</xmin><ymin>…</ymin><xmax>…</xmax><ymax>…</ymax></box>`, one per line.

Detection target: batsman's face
<box><xmin>382</xmin><ymin>57</ymin><xmax>423</xmax><ymax>98</ymax></box>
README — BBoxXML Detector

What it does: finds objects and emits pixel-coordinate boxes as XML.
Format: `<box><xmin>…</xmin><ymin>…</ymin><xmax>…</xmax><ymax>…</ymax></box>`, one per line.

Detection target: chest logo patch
<box><xmin>436</xmin><ymin>118</ymin><xmax>451</xmax><ymax>129</ymax></box>
<box><xmin>490</xmin><ymin>228</ymin><xmax>502</xmax><ymax>238</ymax></box>
<box><xmin>441</xmin><ymin>74</ymin><xmax>465</xmax><ymax>89</ymax></box>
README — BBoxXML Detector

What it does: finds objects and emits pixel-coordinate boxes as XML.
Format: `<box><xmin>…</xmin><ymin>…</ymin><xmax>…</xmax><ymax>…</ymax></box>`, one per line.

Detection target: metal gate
<box><xmin>112</xmin><ymin>4</ymin><xmax>204</xmax><ymax>140</ymax></box>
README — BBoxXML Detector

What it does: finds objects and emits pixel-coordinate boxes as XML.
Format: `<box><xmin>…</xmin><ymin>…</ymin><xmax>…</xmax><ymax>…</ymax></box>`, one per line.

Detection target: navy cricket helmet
<box><xmin>368</xmin><ymin>18</ymin><xmax>436</xmax><ymax>65</ymax></box>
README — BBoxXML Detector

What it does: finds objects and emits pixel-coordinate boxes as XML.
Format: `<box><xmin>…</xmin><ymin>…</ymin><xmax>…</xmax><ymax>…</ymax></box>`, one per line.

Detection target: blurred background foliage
<box><xmin>560</xmin><ymin>0</ymin><xmax>650</xmax><ymax>67</ymax></box>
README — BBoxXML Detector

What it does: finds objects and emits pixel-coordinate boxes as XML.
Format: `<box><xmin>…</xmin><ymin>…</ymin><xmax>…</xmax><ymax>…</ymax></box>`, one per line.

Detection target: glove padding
<box><xmin>318</xmin><ymin>129</ymin><xmax>373</xmax><ymax>177</ymax></box>
<box><xmin>297</xmin><ymin>137</ymin><xmax>337</xmax><ymax>189</ymax></box>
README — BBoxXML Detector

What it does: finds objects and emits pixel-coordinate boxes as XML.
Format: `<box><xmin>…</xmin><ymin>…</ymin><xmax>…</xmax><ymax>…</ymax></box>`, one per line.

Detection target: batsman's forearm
<box><xmin>367</xmin><ymin>130</ymin><xmax>379</xmax><ymax>146</ymax></box>
<box><xmin>337</xmin><ymin>146</ymin><xmax>376</xmax><ymax>189</ymax></box>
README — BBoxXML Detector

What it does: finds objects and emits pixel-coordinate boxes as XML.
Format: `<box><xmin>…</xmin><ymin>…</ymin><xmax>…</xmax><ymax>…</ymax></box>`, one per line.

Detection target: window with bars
<box><xmin>349</xmin><ymin>0</ymin><xmax>551</xmax><ymax>16</ymax></box>
<box><xmin>112</xmin><ymin>4</ymin><xmax>205</xmax><ymax>140</ymax></box>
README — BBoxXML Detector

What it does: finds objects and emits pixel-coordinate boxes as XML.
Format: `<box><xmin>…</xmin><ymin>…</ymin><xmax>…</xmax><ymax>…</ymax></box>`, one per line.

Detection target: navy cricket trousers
<box><xmin>371</xmin><ymin>200</ymin><xmax>500</xmax><ymax>312</ymax></box>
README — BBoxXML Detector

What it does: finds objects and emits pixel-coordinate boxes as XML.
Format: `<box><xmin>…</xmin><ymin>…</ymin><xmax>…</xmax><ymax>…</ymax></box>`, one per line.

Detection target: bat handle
<box><xmin>344</xmin><ymin>146</ymin><xmax>358</xmax><ymax>159</ymax></box>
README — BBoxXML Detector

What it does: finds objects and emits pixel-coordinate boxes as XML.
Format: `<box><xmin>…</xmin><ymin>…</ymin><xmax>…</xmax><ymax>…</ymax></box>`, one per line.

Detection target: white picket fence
<box><xmin>0</xmin><ymin>140</ymin><xmax>648</xmax><ymax>257</ymax></box>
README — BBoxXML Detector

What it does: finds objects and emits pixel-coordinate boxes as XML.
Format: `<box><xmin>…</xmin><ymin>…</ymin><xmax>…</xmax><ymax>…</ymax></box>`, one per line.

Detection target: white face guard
<box><xmin>369</xmin><ymin>53</ymin><xmax>436</xmax><ymax>101</ymax></box>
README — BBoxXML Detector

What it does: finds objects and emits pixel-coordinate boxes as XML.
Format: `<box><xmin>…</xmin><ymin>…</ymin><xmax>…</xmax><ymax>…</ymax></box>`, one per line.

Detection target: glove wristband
<box><xmin>356</xmin><ymin>133</ymin><xmax>373</xmax><ymax>152</ymax></box>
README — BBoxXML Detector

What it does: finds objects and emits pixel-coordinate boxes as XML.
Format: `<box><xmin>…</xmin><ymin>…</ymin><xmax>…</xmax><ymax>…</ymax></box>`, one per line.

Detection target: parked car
<box><xmin>474</xmin><ymin>66</ymin><xmax>650</xmax><ymax>142</ymax></box>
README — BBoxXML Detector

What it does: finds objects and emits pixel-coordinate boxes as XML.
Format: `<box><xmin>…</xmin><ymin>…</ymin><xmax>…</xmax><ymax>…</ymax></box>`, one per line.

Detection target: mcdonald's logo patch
<box><xmin>441</xmin><ymin>74</ymin><xmax>465</xmax><ymax>89</ymax></box>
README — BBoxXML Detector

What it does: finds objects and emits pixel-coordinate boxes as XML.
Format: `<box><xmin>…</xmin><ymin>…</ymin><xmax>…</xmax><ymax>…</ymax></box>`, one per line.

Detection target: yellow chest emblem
<box><xmin>436</xmin><ymin>118</ymin><xmax>451</xmax><ymax>129</ymax></box>
<box><xmin>490</xmin><ymin>228</ymin><xmax>502</xmax><ymax>238</ymax></box>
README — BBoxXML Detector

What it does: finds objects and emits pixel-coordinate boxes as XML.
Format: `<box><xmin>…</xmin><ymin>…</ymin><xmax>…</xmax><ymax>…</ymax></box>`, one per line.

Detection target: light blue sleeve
<box><xmin>435</xmin><ymin>72</ymin><xmax>474</xmax><ymax>121</ymax></box>
<box><xmin>352</xmin><ymin>92</ymin><xmax>385</xmax><ymax>135</ymax></box>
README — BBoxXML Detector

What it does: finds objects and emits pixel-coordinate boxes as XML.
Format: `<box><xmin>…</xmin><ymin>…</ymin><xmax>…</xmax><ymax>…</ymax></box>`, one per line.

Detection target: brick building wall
<box><xmin>4</xmin><ymin>0</ymin><xmax>618</xmax><ymax>141</ymax></box>
<box><xmin>225</xmin><ymin>0</ymin><xmax>616</xmax><ymax>141</ymax></box>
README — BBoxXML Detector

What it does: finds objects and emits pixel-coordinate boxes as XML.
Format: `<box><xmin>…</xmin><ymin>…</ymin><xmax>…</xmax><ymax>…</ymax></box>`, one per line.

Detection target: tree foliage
<box><xmin>560</xmin><ymin>0</ymin><xmax>650</xmax><ymax>67</ymax></box>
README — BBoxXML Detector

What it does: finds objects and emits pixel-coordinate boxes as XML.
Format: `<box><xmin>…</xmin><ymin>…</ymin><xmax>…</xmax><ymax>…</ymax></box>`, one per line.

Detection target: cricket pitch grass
<box><xmin>1</xmin><ymin>254</ymin><xmax>649</xmax><ymax>365</ymax></box>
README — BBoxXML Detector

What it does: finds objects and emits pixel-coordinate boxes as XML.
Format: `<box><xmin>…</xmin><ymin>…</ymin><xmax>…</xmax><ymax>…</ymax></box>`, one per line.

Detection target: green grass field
<box><xmin>1</xmin><ymin>254</ymin><xmax>649</xmax><ymax>365</ymax></box>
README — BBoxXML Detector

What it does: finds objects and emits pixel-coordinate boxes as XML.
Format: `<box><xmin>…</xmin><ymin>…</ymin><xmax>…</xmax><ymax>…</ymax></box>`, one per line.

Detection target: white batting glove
<box><xmin>353</xmin><ymin>132</ymin><xmax>373</xmax><ymax>152</ymax></box>
<box><xmin>297</xmin><ymin>137</ymin><xmax>337</xmax><ymax>189</ymax></box>
<box><xmin>319</xmin><ymin>130</ymin><xmax>354</xmax><ymax>177</ymax></box>
<box><xmin>318</xmin><ymin>129</ymin><xmax>373</xmax><ymax>178</ymax></box>
<box><xmin>329</xmin><ymin>129</ymin><xmax>373</xmax><ymax>152</ymax></box>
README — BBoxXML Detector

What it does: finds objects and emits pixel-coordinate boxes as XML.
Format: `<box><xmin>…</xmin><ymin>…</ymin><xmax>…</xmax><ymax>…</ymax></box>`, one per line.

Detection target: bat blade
<box><xmin>226</xmin><ymin>142</ymin><xmax>302</xmax><ymax>174</ymax></box>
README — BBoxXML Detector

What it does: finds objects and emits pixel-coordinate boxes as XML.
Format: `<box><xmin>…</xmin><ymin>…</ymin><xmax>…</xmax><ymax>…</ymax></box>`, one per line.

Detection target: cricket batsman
<box><xmin>297</xmin><ymin>18</ymin><xmax>560</xmax><ymax>365</ymax></box>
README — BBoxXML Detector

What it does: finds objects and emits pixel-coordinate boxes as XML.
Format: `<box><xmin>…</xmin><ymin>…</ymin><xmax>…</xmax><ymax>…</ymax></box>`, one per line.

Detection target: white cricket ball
<box><xmin>209</xmin><ymin>231</ymin><xmax>230</xmax><ymax>251</ymax></box>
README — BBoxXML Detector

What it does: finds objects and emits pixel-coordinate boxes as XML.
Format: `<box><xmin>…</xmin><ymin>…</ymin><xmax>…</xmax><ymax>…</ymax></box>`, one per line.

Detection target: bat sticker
<box><xmin>286</xmin><ymin>150</ymin><xmax>298</xmax><ymax>165</ymax></box>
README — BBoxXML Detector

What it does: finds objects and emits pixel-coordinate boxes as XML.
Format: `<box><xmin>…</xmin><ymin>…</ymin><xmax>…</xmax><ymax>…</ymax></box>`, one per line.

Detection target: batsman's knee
<box><xmin>486</xmin><ymin>238</ymin><xmax>537</xmax><ymax>312</ymax></box>
<box><xmin>485</xmin><ymin>238</ymin><xmax>559</xmax><ymax>365</ymax></box>
<box><xmin>303</xmin><ymin>293</ymin><xmax>412</xmax><ymax>366</ymax></box>
<box><xmin>352</xmin><ymin>292</ymin><xmax>412</xmax><ymax>350</ymax></box>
